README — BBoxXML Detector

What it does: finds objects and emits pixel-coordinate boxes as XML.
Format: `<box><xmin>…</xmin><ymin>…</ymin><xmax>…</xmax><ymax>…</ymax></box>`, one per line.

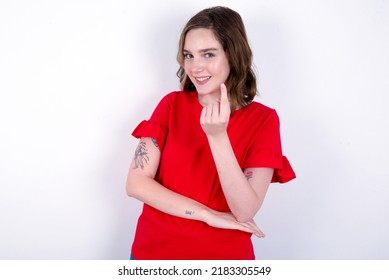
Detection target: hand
<box><xmin>204</xmin><ymin>209</ymin><xmax>265</xmax><ymax>238</ymax></box>
<box><xmin>200</xmin><ymin>83</ymin><xmax>231</xmax><ymax>137</ymax></box>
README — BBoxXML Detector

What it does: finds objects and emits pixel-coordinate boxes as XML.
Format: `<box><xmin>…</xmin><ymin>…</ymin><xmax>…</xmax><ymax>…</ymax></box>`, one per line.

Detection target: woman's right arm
<box><xmin>126</xmin><ymin>137</ymin><xmax>265</xmax><ymax>237</ymax></box>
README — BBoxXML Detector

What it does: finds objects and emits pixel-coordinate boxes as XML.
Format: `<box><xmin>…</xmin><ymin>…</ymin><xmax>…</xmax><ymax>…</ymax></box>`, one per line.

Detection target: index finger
<box><xmin>219</xmin><ymin>83</ymin><xmax>230</xmax><ymax>116</ymax></box>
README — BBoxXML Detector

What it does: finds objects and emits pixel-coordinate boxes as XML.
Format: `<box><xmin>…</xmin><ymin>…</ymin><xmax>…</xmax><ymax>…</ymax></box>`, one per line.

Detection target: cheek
<box><xmin>183</xmin><ymin>64</ymin><xmax>193</xmax><ymax>79</ymax></box>
<box><xmin>216</xmin><ymin>60</ymin><xmax>230</xmax><ymax>79</ymax></box>
<box><xmin>183</xmin><ymin>61</ymin><xmax>189</xmax><ymax>72</ymax></box>
<box><xmin>210</xmin><ymin>60</ymin><xmax>227</xmax><ymax>74</ymax></box>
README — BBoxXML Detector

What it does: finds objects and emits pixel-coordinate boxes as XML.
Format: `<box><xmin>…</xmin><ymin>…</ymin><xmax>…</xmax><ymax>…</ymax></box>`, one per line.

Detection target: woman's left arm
<box><xmin>201</xmin><ymin>84</ymin><xmax>274</xmax><ymax>222</ymax></box>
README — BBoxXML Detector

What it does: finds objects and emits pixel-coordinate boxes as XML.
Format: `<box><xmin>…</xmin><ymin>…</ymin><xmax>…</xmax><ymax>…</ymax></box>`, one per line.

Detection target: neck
<box><xmin>197</xmin><ymin>93</ymin><xmax>220</xmax><ymax>107</ymax></box>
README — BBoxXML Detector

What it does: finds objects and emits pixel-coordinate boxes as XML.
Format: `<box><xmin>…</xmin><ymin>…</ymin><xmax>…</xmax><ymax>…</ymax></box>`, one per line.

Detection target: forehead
<box><xmin>184</xmin><ymin>28</ymin><xmax>222</xmax><ymax>50</ymax></box>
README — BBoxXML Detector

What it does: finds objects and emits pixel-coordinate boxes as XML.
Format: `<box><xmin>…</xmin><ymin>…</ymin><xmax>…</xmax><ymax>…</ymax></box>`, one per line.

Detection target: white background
<box><xmin>0</xmin><ymin>0</ymin><xmax>388</xmax><ymax>259</ymax></box>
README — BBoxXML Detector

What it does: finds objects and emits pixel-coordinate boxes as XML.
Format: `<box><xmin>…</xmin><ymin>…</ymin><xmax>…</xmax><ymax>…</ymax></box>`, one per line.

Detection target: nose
<box><xmin>190</xmin><ymin>57</ymin><xmax>204</xmax><ymax>73</ymax></box>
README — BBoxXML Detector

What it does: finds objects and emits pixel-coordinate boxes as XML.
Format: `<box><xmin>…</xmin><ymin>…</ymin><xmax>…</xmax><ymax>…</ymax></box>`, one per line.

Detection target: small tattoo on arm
<box><xmin>185</xmin><ymin>210</ymin><xmax>194</xmax><ymax>215</ymax></box>
<box><xmin>133</xmin><ymin>141</ymin><xmax>149</xmax><ymax>170</ymax></box>
<box><xmin>245</xmin><ymin>171</ymin><xmax>253</xmax><ymax>180</ymax></box>
<box><xmin>151</xmin><ymin>138</ymin><xmax>159</xmax><ymax>148</ymax></box>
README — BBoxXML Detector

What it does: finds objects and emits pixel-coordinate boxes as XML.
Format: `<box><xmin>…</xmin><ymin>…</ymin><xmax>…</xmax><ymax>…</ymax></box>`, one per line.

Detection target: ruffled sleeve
<box><xmin>242</xmin><ymin>108</ymin><xmax>296</xmax><ymax>184</ymax></box>
<box><xmin>243</xmin><ymin>149</ymin><xmax>296</xmax><ymax>184</ymax></box>
<box><xmin>271</xmin><ymin>156</ymin><xmax>296</xmax><ymax>183</ymax></box>
<box><xmin>131</xmin><ymin>92</ymin><xmax>173</xmax><ymax>152</ymax></box>
<box><xmin>132</xmin><ymin>120</ymin><xmax>168</xmax><ymax>151</ymax></box>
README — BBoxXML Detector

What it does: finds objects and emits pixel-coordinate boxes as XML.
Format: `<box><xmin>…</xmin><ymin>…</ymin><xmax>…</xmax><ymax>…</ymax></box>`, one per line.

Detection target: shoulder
<box><xmin>151</xmin><ymin>91</ymin><xmax>197</xmax><ymax>117</ymax></box>
<box><xmin>157</xmin><ymin>91</ymin><xmax>199</xmax><ymax>111</ymax></box>
<box><xmin>246</xmin><ymin>101</ymin><xmax>274</xmax><ymax>112</ymax></box>
<box><xmin>153</xmin><ymin>91</ymin><xmax>181</xmax><ymax>110</ymax></box>
<box><xmin>240</xmin><ymin>101</ymin><xmax>279</xmax><ymax>120</ymax></box>
<box><xmin>159</xmin><ymin>90</ymin><xmax>196</xmax><ymax>103</ymax></box>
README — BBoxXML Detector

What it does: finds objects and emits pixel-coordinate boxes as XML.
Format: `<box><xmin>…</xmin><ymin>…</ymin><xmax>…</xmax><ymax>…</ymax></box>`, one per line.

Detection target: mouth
<box><xmin>194</xmin><ymin>76</ymin><xmax>211</xmax><ymax>82</ymax></box>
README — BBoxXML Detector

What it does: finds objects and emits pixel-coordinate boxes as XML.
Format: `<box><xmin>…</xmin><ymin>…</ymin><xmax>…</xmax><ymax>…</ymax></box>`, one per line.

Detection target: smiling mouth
<box><xmin>195</xmin><ymin>76</ymin><xmax>211</xmax><ymax>82</ymax></box>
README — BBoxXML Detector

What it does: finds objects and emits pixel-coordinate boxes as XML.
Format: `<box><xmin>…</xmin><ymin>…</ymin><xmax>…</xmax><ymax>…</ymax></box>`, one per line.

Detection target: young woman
<box><xmin>126</xmin><ymin>6</ymin><xmax>296</xmax><ymax>260</ymax></box>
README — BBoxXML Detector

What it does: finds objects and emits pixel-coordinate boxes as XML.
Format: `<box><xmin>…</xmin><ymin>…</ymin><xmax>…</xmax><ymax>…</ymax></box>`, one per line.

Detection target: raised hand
<box><xmin>200</xmin><ymin>83</ymin><xmax>231</xmax><ymax>137</ymax></box>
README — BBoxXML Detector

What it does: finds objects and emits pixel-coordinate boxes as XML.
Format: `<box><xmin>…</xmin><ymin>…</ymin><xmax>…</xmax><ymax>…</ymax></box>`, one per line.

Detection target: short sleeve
<box><xmin>242</xmin><ymin>109</ymin><xmax>296</xmax><ymax>184</ymax></box>
<box><xmin>271</xmin><ymin>156</ymin><xmax>296</xmax><ymax>183</ymax></box>
<box><xmin>131</xmin><ymin>93</ymin><xmax>173</xmax><ymax>151</ymax></box>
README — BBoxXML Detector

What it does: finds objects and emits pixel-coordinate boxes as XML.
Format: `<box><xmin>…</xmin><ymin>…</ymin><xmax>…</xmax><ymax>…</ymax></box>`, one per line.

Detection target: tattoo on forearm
<box><xmin>133</xmin><ymin>141</ymin><xmax>149</xmax><ymax>170</ymax></box>
<box><xmin>151</xmin><ymin>138</ymin><xmax>159</xmax><ymax>148</ymax></box>
<box><xmin>245</xmin><ymin>171</ymin><xmax>253</xmax><ymax>180</ymax></box>
<box><xmin>185</xmin><ymin>210</ymin><xmax>194</xmax><ymax>215</ymax></box>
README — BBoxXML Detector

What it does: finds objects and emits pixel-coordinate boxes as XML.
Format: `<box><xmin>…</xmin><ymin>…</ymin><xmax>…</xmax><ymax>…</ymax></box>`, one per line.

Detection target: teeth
<box><xmin>196</xmin><ymin>77</ymin><xmax>210</xmax><ymax>82</ymax></box>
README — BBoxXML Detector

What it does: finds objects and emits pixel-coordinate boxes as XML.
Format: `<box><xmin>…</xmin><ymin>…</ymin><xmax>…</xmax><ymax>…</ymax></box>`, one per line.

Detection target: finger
<box><xmin>250</xmin><ymin>225</ymin><xmax>265</xmax><ymax>238</ymax></box>
<box><xmin>219</xmin><ymin>83</ymin><xmax>230</xmax><ymax>116</ymax></box>
<box><xmin>253</xmin><ymin>230</ymin><xmax>266</xmax><ymax>238</ymax></box>
<box><xmin>240</xmin><ymin>221</ymin><xmax>266</xmax><ymax>238</ymax></box>
<box><xmin>241</xmin><ymin>226</ymin><xmax>264</xmax><ymax>237</ymax></box>
<box><xmin>235</xmin><ymin>224</ymin><xmax>256</xmax><ymax>234</ymax></box>
<box><xmin>208</xmin><ymin>103</ymin><xmax>216</xmax><ymax>119</ymax></box>
<box><xmin>200</xmin><ymin>105</ymin><xmax>207</xmax><ymax>121</ymax></box>
<box><xmin>201</xmin><ymin>103</ymin><xmax>212</xmax><ymax>119</ymax></box>
<box><xmin>220</xmin><ymin>83</ymin><xmax>228</xmax><ymax>101</ymax></box>
<box><xmin>212</xmin><ymin>102</ymin><xmax>219</xmax><ymax>118</ymax></box>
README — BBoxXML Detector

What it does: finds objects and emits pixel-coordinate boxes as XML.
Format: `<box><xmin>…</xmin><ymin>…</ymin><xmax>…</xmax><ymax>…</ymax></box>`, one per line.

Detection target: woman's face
<box><xmin>183</xmin><ymin>28</ymin><xmax>230</xmax><ymax>105</ymax></box>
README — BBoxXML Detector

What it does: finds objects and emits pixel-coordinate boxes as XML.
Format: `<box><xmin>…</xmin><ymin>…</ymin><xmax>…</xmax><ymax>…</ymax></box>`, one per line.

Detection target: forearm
<box><xmin>207</xmin><ymin>133</ymin><xmax>264</xmax><ymax>222</ymax></box>
<box><xmin>127</xmin><ymin>173</ymin><xmax>209</xmax><ymax>222</ymax></box>
<box><xmin>127</xmin><ymin>173</ymin><xmax>264</xmax><ymax>237</ymax></box>
<box><xmin>126</xmin><ymin>137</ymin><xmax>265</xmax><ymax>236</ymax></box>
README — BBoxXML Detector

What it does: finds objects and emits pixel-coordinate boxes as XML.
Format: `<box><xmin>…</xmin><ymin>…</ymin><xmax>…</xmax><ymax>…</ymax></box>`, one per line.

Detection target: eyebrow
<box><xmin>183</xmin><ymin>48</ymin><xmax>219</xmax><ymax>53</ymax></box>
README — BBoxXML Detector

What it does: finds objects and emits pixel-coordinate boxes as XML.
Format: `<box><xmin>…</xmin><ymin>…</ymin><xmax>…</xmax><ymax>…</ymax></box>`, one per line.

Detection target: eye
<box><xmin>184</xmin><ymin>53</ymin><xmax>193</xmax><ymax>59</ymax></box>
<box><xmin>204</xmin><ymin>52</ymin><xmax>215</xmax><ymax>59</ymax></box>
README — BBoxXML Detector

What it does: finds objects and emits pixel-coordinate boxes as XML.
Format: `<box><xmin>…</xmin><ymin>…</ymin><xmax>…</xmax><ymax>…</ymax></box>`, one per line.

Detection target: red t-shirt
<box><xmin>131</xmin><ymin>91</ymin><xmax>295</xmax><ymax>259</ymax></box>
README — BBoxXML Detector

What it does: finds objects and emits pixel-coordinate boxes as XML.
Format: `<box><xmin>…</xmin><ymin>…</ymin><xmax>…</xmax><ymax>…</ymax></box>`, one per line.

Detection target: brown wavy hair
<box><xmin>177</xmin><ymin>6</ymin><xmax>257</xmax><ymax>111</ymax></box>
